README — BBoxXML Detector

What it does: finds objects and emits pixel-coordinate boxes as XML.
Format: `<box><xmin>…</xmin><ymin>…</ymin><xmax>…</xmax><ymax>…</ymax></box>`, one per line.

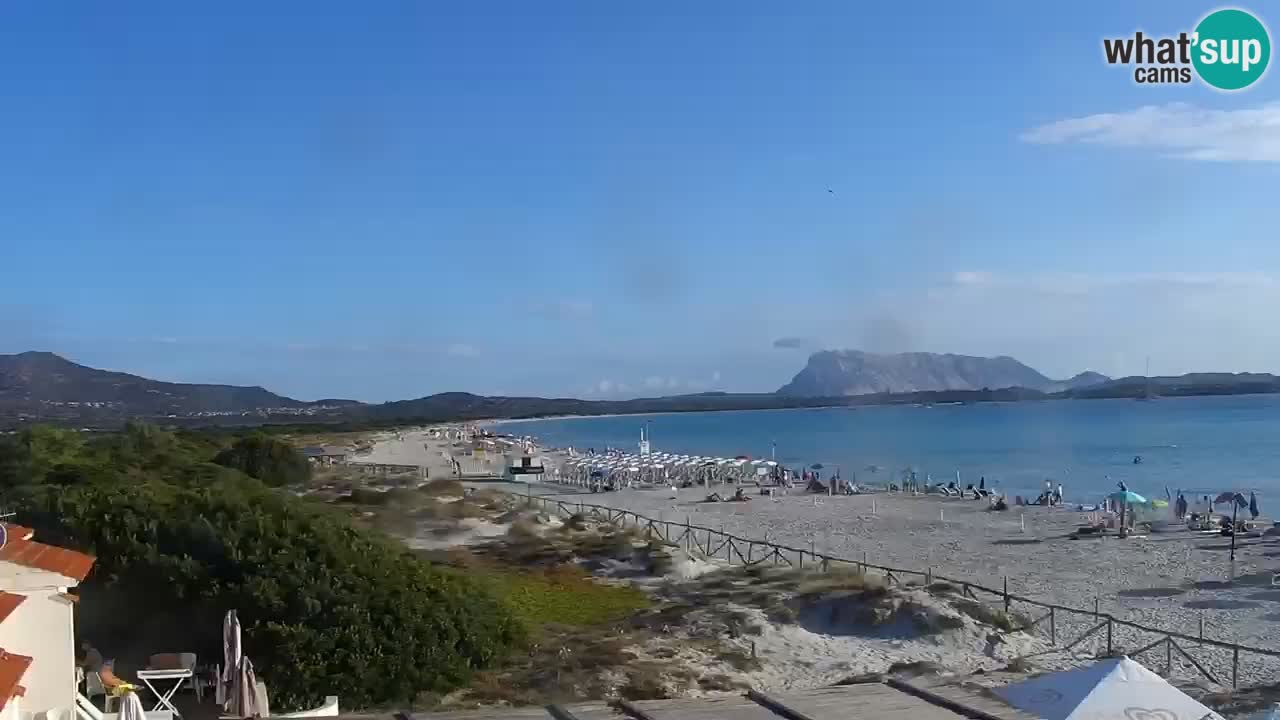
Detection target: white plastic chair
<box><xmin>83</xmin><ymin>672</ymin><xmax>118</xmax><ymax>713</ymax></box>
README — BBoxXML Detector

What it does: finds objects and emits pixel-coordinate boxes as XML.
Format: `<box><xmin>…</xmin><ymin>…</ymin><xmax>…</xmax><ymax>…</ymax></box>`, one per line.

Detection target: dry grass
<box><xmin>459</xmin><ymin>627</ymin><xmax>665</xmax><ymax>707</ymax></box>
<box><xmin>950</xmin><ymin>598</ymin><xmax>1030</xmax><ymax>632</ymax></box>
<box><xmin>418</xmin><ymin>478</ymin><xmax>465</xmax><ymax>497</ymax></box>
<box><xmin>1003</xmin><ymin>657</ymin><xmax>1032</xmax><ymax>673</ymax></box>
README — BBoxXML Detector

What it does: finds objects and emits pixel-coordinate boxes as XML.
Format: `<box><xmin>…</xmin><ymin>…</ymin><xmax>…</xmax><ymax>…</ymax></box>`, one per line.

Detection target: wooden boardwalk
<box><xmin>384</xmin><ymin>681</ymin><xmax>1037</xmax><ymax>720</ymax></box>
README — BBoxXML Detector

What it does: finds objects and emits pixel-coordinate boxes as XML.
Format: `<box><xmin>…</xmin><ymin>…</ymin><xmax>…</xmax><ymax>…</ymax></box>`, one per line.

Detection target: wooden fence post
<box><xmin>1165</xmin><ymin>638</ymin><xmax>1172</xmax><ymax>677</ymax></box>
<box><xmin>1106</xmin><ymin>619</ymin><xmax>1113</xmax><ymax>656</ymax></box>
<box><xmin>1050</xmin><ymin>607</ymin><xmax>1056</xmax><ymax>646</ymax></box>
<box><xmin>1232</xmin><ymin>646</ymin><xmax>1239</xmax><ymax>688</ymax></box>
<box><xmin>1004</xmin><ymin>577</ymin><xmax>1010</xmax><ymax>613</ymax></box>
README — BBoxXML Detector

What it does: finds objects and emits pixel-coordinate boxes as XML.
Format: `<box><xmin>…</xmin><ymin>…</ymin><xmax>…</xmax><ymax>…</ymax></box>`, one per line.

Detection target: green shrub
<box><xmin>349</xmin><ymin>486</ymin><xmax>391</xmax><ymax>505</ymax></box>
<box><xmin>3</xmin><ymin>425</ymin><xmax>520</xmax><ymax>711</ymax></box>
<box><xmin>213</xmin><ymin>435</ymin><xmax>312</xmax><ymax>486</ymax></box>
<box><xmin>473</xmin><ymin>565</ymin><xmax>650</xmax><ymax>629</ymax></box>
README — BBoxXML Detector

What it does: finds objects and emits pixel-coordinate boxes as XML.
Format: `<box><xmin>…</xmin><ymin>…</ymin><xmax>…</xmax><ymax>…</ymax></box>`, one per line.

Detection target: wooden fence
<box><xmin>521</xmin><ymin>494</ymin><xmax>1280</xmax><ymax>689</ymax></box>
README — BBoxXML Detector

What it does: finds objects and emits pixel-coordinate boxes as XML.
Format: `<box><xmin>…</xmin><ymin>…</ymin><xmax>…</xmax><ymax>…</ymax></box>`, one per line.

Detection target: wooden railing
<box><xmin>519</xmin><ymin>493</ymin><xmax>1280</xmax><ymax>689</ymax></box>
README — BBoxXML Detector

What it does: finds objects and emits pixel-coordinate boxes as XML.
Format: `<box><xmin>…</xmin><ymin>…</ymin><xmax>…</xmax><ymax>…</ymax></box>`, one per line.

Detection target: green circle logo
<box><xmin>1192</xmin><ymin>8</ymin><xmax>1271</xmax><ymax>90</ymax></box>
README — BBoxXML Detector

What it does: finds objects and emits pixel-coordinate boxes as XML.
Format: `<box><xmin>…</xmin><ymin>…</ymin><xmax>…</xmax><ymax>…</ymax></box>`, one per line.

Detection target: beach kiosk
<box><xmin>505</xmin><ymin>453</ymin><xmax>545</xmax><ymax>483</ymax></box>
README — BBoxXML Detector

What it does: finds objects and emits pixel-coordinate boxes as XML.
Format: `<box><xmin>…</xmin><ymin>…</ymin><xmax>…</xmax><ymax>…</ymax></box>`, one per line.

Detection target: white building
<box><xmin>503</xmin><ymin>453</ymin><xmax>546</xmax><ymax>483</ymax></box>
<box><xmin>0</xmin><ymin>522</ymin><xmax>95</xmax><ymax>720</ymax></box>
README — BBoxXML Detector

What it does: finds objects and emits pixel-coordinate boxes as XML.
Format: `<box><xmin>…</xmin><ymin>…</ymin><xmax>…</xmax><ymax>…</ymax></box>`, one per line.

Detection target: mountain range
<box><xmin>776</xmin><ymin>350</ymin><xmax>1109</xmax><ymax>396</ymax></box>
<box><xmin>0</xmin><ymin>351</ymin><xmax>358</xmax><ymax>420</ymax></box>
<box><xmin>4</xmin><ymin>350</ymin><xmax>1280</xmax><ymax>428</ymax></box>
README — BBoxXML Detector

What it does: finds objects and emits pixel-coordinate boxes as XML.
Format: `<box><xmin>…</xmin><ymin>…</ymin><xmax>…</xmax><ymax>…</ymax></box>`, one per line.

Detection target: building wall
<box><xmin>0</xmin><ymin>589</ymin><xmax>74</xmax><ymax>715</ymax></box>
<box><xmin>1</xmin><ymin>695</ymin><xmax>20</xmax><ymax>720</ymax></box>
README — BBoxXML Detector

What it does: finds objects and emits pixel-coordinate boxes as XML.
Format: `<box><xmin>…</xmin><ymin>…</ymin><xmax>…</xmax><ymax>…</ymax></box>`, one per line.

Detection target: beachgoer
<box><xmin>79</xmin><ymin>643</ymin><xmax>127</xmax><ymax>691</ymax></box>
<box><xmin>1056</xmin><ymin>482</ymin><xmax>1064</xmax><ymax>504</ymax></box>
<box><xmin>78</xmin><ymin>642</ymin><xmax>104</xmax><ymax>672</ymax></box>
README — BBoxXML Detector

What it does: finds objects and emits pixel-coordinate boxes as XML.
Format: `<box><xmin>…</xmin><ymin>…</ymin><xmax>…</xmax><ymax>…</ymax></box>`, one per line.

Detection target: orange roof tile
<box><xmin>0</xmin><ymin>594</ymin><xmax>24</xmax><ymax>624</ymax></box>
<box><xmin>0</xmin><ymin>538</ymin><xmax>95</xmax><ymax>583</ymax></box>
<box><xmin>0</xmin><ymin>650</ymin><xmax>32</xmax><ymax>711</ymax></box>
<box><xmin>0</xmin><ymin>525</ymin><xmax>33</xmax><ymax>542</ymax></box>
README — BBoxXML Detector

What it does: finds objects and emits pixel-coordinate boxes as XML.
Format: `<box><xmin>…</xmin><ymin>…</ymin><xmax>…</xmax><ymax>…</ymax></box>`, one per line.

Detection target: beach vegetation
<box><xmin>0</xmin><ymin>424</ymin><xmax>521</xmax><ymax>711</ymax></box>
<box><xmin>950</xmin><ymin>598</ymin><xmax>1030</xmax><ymax>632</ymax></box>
<box><xmin>418</xmin><ymin>478</ymin><xmax>465</xmax><ymax>497</ymax></box>
<box><xmin>1004</xmin><ymin>657</ymin><xmax>1032</xmax><ymax>673</ymax></box>
<box><xmin>468</xmin><ymin>564</ymin><xmax>650</xmax><ymax>629</ymax></box>
<box><xmin>212</xmin><ymin>434</ymin><xmax>312</xmax><ymax>486</ymax></box>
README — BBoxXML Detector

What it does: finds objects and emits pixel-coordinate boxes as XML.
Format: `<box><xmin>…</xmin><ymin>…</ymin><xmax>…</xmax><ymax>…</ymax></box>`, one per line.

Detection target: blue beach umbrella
<box><xmin>1246</xmin><ymin>703</ymin><xmax>1280</xmax><ymax>720</ymax></box>
<box><xmin>1108</xmin><ymin>490</ymin><xmax>1147</xmax><ymax>505</ymax></box>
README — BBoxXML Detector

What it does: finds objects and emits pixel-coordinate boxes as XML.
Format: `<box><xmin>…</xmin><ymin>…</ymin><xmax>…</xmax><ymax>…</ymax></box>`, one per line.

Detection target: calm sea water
<box><xmin>501</xmin><ymin>395</ymin><xmax>1280</xmax><ymax>501</ymax></box>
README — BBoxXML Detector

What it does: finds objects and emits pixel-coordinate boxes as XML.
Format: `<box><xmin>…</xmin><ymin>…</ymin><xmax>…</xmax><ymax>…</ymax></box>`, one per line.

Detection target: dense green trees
<box><xmin>0</xmin><ymin>425</ymin><xmax>520</xmax><ymax>710</ymax></box>
<box><xmin>212</xmin><ymin>434</ymin><xmax>312</xmax><ymax>486</ymax></box>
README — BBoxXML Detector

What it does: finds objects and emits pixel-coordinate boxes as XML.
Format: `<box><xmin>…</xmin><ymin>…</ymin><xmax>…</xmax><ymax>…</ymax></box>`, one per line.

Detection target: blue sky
<box><xmin>4</xmin><ymin>2</ymin><xmax>1279</xmax><ymax>401</ymax></box>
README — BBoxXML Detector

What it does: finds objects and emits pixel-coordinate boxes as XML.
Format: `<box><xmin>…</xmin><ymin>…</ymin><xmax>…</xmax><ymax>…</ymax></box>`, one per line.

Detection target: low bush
<box><xmin>473</xmin><ymin>564</ymin><xmax>650</xmax><ymax>629</ymax></box>
<box><xmin>3</xmin><ymin>425</ymin><xmax>521</xmax><ymax>711</ymax></box>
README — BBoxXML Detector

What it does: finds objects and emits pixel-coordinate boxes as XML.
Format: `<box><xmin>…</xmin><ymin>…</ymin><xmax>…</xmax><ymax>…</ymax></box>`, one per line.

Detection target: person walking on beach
<box><xmin>1056</xmin><ymin>482</ymin><xmax>1064</xmax><ymax>505</ymax></box>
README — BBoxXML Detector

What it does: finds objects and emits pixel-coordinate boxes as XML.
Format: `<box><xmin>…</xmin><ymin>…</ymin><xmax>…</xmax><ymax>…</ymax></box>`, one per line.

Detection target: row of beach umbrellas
<box><xmin>556</xmin><ymin>451</ymin><xmax>784</xmax><ymax>487</ymax></box>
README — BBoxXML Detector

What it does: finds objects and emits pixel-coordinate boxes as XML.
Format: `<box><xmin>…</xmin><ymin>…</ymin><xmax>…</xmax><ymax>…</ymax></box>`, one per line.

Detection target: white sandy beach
<box><xmin>351</xmin><ymin>426</ymin><xmax>1280</xmax><ymax>688</ymax></box>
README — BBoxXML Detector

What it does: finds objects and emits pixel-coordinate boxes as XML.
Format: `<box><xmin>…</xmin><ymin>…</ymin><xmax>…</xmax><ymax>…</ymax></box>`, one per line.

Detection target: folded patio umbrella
<box><xmin>218</xmin><ymin>609</ymin><xmax>241</xmax><ymax>709</ymax></box>
<box><xmin>228</xmin><ymin>656</ymin><xmax>262</xmax><ymax>719</ymax></box>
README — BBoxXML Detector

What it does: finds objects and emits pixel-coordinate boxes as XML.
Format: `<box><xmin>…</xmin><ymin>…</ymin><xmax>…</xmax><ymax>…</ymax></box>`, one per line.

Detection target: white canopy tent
<box><xmin>995</xmin><ymin>656</ymin><xmax>1224</xmax><ymax>720</ymax></box>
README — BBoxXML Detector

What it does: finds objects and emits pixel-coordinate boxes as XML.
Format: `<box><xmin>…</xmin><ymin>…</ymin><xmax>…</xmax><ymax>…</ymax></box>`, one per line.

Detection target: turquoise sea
<box><xmin>502</xmin><ymin>395</ymin><xmax>1280</xmax><ymax>502</ymax></box>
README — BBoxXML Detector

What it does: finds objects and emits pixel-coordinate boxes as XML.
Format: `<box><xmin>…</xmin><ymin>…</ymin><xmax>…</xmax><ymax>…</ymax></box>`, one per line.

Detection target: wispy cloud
<box><xmin>446</xmin><ymin>343</ymin><xmax>480</xmax><ymax>358</ymax></box>
<box><xmin>1021</xmin><ymin>103</ymin><xmax>1280</xmax><ymax>162</ymax></box>
<box><xmin>772</xmin><ymin>336</ymin><xmax>815</xmax><ymax>350</ymax></box>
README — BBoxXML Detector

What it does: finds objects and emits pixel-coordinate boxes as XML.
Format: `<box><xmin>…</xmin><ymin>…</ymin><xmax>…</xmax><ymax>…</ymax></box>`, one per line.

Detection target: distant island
<box><xmin>4</xmin><ymin>350</ymin><xmax>1280</xmax><ymax>429</ymax></box>
<box><xmin>777</xmin><ymin>349</ymin><xmax>1109</xmax><ymax>396</ymax></box>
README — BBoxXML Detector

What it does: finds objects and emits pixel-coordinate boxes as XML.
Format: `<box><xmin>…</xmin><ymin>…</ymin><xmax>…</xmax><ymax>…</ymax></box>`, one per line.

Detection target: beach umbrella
<box><xmin>218</xmin><ymin>609</ymin><xmax>241</xmax><ymax>709</ymax></box>
<box><xmin>1108</xmin><ymin>490</ymin><xmax>1147</xmax><ymax>505</ymax></box>
<box><xmin>1250</xmin><ymin>492</ymin><xmax>1260</xmax><ymax>519</ymax></box>
<box><xmin>810</xmin><ymin>463</ymin><xmax>824</xmax><ymax>470</ymax></box>
<box><xmin>228</xmin><ymin>656</ymin><xmax>262</xmax><ymax>719</ymax></box>
<box><xmin>1245</xmin><ymin>703</ymin><xmax>1280</xmax><ymax>720</ymax></box>
<box><xmin>996</xmin><ymin>656</ymin><xmax>1222</xmax><ymax>720</ymax></box>
<box><xmin>1215</xmin><ymin>491</ymin><xmax>1247</xmax><ymax>507</ymax></box>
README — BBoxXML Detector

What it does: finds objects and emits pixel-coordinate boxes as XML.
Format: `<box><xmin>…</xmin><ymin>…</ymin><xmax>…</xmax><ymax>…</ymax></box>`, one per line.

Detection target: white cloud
<box><xmin>446</xmin><ymin>343</ymin><xmax>479</xmax><ymax>358</ymax></box>
<box><xmin>1021</xmin><ymin>103</ymin><xmax>1280</xmax><ymax>162</ymax></box>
